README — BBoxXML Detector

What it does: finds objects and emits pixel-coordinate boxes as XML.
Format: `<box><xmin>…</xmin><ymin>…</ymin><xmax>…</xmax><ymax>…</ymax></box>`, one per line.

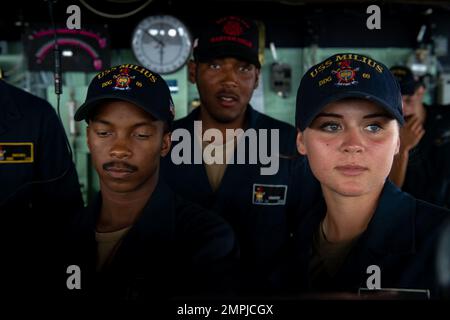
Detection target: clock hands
<box><xmin>146</xmin><ymin>29</ymin><xmax>165</xmax><ymax>67</ymax></box>
<box><xmin>133</xmin><ymin>16</ymin><xmax>191</xmax><ymax>74</ymax></box>
<box><xmin>159</xmin><ymin>44</ymin><xmax>164</xmax><ymax>66</ymax></box>
<box><xmin>146</xmin><ymin>29</ymin><xmax>165</xmax><ymax>47</ymax></box>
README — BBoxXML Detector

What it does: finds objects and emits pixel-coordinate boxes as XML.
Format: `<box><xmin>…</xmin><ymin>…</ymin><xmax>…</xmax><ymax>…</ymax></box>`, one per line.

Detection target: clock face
<box><xmin>131</xmin><ymin>15</ymin><xmax>192</xmax><ymax>74</ymax></box>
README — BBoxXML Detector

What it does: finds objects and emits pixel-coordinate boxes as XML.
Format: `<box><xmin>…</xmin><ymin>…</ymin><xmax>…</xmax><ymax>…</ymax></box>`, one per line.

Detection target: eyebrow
<box><xmin>315</xmin><ymin>112</ymin><xmax>393</xmax><ymax>119</ymax></box>
<box><xmin>91</xmin><ymin>119</ymin><xmax>156</xmax><ymax>128</ymax></box>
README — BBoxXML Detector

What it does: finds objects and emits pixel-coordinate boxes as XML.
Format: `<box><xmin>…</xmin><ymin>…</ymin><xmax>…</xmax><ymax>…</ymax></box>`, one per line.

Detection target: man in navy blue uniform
<box><xmin>286</xmin><ymin>53</ymin><xmax>450</xmax><ymax>299</ymax></box>
<box><xmin>0</xmin><ymin>79</ymin><xmax>83</xmax><ymax>301</ymax></box>
<box><xmin>160</xmin><ymin>16</ymin><xmax>318</xmax><ymax>295</ymax></box>
<box><xmin>65</xmin><ymin>65</ymin><xmax>237</xmax><ymax>303</ymax></box>
<box><xmin>389</xmin><ymin>66</ymin><xmax>450</xmax><ymax>208</ymax></box>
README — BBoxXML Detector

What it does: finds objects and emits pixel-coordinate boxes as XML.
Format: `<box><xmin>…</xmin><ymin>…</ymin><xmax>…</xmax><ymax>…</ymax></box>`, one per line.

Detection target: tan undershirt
<box><xmin>199</xmin><ymin>130</ymin><xmax>242</xmax><ymax>192</ymax></box>
<box><xmin>96</xmin><ymin>226</ymin><xmax>131</xmax><ymax>272</ymax></box>
<box><xmin>309</xmin><ymin>221</ymin><xmax>359</xmax><ymax>283</ymax></box>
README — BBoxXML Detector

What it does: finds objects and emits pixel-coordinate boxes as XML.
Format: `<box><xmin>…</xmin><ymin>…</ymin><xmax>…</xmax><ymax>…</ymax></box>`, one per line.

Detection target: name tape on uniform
<box><xmin>252</xmin><ymin>184</ymin><xmax>287</xmax><ymax>206</ymax></box>
<box><xmin>0</xmin><ymin>142</ymin><xmax>34</xmax><ymax>163</ymax></box>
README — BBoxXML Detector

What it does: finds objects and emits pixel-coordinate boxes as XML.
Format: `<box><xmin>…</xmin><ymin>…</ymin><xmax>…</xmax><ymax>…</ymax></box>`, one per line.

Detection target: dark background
<box><xmin>1</xmin><ymin>0</ymin><xmax>450</xmax><ymax>64</ymax></box>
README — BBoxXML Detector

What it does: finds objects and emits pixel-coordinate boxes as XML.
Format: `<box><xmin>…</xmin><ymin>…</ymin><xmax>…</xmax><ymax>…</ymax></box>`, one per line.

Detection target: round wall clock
<box><xmin>131</xmin><ymin>15</ymin><xmax>192</xmax><ymax>74</ymax></box>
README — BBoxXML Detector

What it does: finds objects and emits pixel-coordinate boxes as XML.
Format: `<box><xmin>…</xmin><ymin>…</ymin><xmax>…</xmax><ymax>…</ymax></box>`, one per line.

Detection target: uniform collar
<box><xmin>296</xmin><ymin>180</ymin><xmax>416</xmax><ymax>256</ymax></box>
<box><xmin>362</xmin><ymin>180</ymin><xmax>416</xmax><ymax>255</ymax></box>
<box><xmin>332</xmin><ymin>181</ymin><xmax>417</xmax><ymax>291</ymax></box>
<box><xmin>81</xmin><ymin>178</ymin><xmax>177</xmax><ymax>296</ymax></box>
<box><xmin>292</xmin><ymin>181</ymin><xmax>417</xmax><ymax>291</ymax></box>
<box><xmin>86</xmin><ymin>178</ymin><xmax>176</xmax><ymax>243</ymax></box>
<box><xmin>130</xmin><ymin>178</ymin><xmax>176</xmax><ymax>243</ymax></box>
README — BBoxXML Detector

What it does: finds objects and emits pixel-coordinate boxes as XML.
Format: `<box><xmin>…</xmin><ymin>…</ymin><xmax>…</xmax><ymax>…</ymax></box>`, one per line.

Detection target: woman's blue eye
<box><xmin>320</xmin><ymin>122</ymin><xmax>341</xmax><ymax>132</ymax></box>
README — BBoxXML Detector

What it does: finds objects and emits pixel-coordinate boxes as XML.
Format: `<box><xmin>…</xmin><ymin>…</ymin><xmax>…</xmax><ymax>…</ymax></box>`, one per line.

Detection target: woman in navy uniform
<box><xmin>286</xmin><ymin>53</ymin><xmax>450</xmax><ymax>299</ymax></box>
<box><xmin>160</xmin><ymin>16</ymin><xmax>319</xmax><ymax>294</ymax></box>
<box><xmin>65</xmin><ymin>65</ymin><xmax>238</xmax><ymax>303</ymax></box>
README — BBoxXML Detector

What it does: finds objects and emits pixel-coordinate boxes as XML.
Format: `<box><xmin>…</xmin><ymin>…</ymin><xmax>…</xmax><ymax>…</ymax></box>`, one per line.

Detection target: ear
<box><xmin>188</xmin><ymin>60</ymin><xmax>197</xmax><ymax>84</ymax></box>
<box><xmin>86</xmin><ymin>124</ymin><xmax>92</xmax><ymax>151</ymax></box>
<box><xmin>296</xmin><ymin>129</ymin><xmax>307</xmax><ymax>155</ymax></box>
<box><xmin>160</xmin><ymin>132</ymin><xmax>172</xmax><ymax>157</ymax></box>
<box><xmin>394</xmin><ymin>130</ymin><xmax>401</xmax><ymax>155</ymax></box>
<box><xmin>254</xmin><ymin>68</ymin><xmax>260</xmax><ymax>89</ymax></box>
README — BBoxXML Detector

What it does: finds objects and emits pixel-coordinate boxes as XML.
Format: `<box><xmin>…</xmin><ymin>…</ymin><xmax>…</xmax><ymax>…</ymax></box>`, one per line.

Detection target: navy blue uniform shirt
<box><xmin>285</xmin><ymin>181</ymin><xmax>450</xmax><ymax>299</ymax></box>
<box><xmin>64</xmin><ymin>179</ymin><xmax>238</xmax><ymax>302</ymax></box>
<box><xmin>161</xmin><ymin>105</ymin><xmax>321</xmax><ymax>294</ymax></box>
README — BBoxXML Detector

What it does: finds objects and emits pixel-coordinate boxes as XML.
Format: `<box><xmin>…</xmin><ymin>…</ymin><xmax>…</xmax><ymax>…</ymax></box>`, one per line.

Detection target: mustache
<box><xmin>102</xmin><ymin>161</ymin><xmax>138</xmax><ymax>172</ymax></box>
<box><xmin>216</xmin><ymin>89</ymin><xmax>239</xmax><ymax>99</ymax></box>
